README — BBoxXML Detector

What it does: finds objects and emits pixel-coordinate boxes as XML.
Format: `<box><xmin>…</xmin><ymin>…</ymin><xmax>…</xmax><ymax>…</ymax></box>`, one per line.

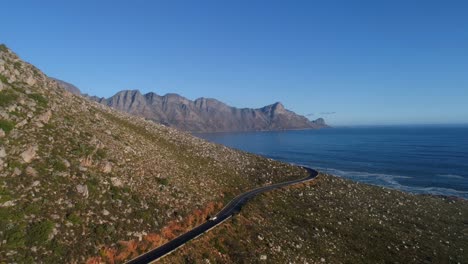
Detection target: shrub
<box><xmin>72</xmin><ymin>143</ymin><xmax>94</xmax><ymax>157</ymax></box>
<box><xmin>4</xmin><ymin>225</ymin><xmax>26</xmax><ymax>248</ymax></box>
<box><xmin>27</xmin><ymin>93</ymin><xmax>48</xmax><ymax>108</ymax></box>
<box><xmin>26</xmin><ymin>220</ymin><xmax>54</xmax><ymax>246</ymax></box>
<box><xmin>13</xmin><ymin>61</ymin><xmax>22</xmax><ymax>70</ymax></box>
<box><xmin>95</xmin><ymin>148</ymin><xmax>107</xmax><ymax>160</ymax></box>
<box><xmin>51</xmin><ymin>159</ymin><xmax>67</xmax><ymax>171</ymax></box>
<box><xmin>0</xmin><ymin>73</ymin><xmax>8</xmax><ymax>84</ymax></box>
<box><xmin>66</xmin><ymin>213</ymin><xmax>82</xmax><ymax>225</ymax></box>
<box><xmin>0</xmin><ymin>44</ymin><xmax>8</xmax><ymax>52</ymax></box>
<box><xmin>156</xmin><ymin>177</ymin><xmax>169</xmax><ymax>186</ymax></box>
<box><xmin>0</xmin><ymin>119</ymin><xmax>15</xmax><ymax>133</ymax></box>
<box><xmin>0</xmin><ymin>90</ymin><xmax>18</xmax><ymax>107</ymax></box>
<box><xmin>87</xmin><ymin>176</ymin><xmax>100</xmax><ymax>196</ymax></box>
<box><xmin>0</xmin><ymin>187</ymin><xmax>12</xmax><ymax>203</ymax></box>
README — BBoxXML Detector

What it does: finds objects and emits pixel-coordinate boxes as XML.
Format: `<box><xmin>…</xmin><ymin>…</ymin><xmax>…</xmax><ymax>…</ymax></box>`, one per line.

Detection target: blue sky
<box><xmin>1</xmin><ymin>0</ymin><xmax>467</xmax><ymax>126</ymax></box>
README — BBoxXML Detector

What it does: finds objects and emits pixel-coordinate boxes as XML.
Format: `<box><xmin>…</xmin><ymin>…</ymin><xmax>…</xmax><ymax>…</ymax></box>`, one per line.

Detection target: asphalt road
<box><xmin>127</xmin><ymin>167</ymin><xmax>318</xmax><ymax>264</ymax></box>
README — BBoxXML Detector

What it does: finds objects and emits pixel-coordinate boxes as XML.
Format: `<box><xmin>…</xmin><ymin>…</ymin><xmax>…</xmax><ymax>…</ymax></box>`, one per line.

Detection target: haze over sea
<box><xmin>198</xmin><ymin>125</ymin><xmax>468</xmax><ymax>199</ymax></box>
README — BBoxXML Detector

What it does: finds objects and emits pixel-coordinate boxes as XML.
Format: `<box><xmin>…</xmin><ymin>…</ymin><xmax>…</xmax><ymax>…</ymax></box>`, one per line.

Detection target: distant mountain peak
<box><xmin>272</xmin><ymin>102</ymin><xmax>286</xmax><ymax>112</ymax></box>
<box><xmin>91</xmin><ymin>90</ymin><xmax>328</xmax><ymax>132</ymax></box>
<box><xmin>116</xmin><ymin>89</ymin><xmax>142</xmax><ymax>95</ymax></box>
<box><xmin>273</xmin><ymin>101</ymin><xmax>284</xmax><ymax>107</ymax></box>
<box><xmin>48</xmin><ymin>74</ymin><xmax>328</xmax><ymax>133</ymax></box>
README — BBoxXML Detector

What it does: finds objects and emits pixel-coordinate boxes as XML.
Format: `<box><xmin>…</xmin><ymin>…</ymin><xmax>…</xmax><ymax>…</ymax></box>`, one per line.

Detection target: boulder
<box><xmin>16</xmin><ymin>119</ymin><xmax>28</xmax><ymax>128</ymax></box>
<box><xmin>102</xmin><ymin>162</ymin><xmax>112</xmax><ymax>173</ymax></box>
<box><xmin>62</xmin><ymin>159</ymin><xmax>71</xmax><ymax>168</ymax></box>
<box><xmin>111</xmin><ymin>177</ymin><xmax>123</xmax><ymax>187</ymax></box>
<box><xmin>76</xmin><ymin>184</ymin><xmax>89</xmax><ymax>198</ymax></box>
<box><xmin>0</xmin><ymin>147</ymin><xmax>6</xmax><ymax>158</ymax></box>
<box><xmin>37</xmin><ymin>110</ymin><xmax>52</xmax><ymax>124</ymax></box>
<box><xmin>1</xmin><ymin>200</ymin><xmax>15</xmax><ymax>207</ymax></box>
<box><xmin>26</xmin><ymin>76</ymin><xmax>36</xmax><ymax>86</ymax></box>
<box><xmin>31</xmin><ymin>180</ymin><xmax>40</xmax><ymax>187</ymax></box>
<box><xmin>21</xmin><ymin>145</ymin><xmax>38</xmax><ymax>163</ymax></box>
<box><xmin>26</xmin><ymin>166</ymin><xmax>38</xmax><ymax>177</ymax></box>
<box><xmin>13</xmin><ymin>168</ymin><xmax>21</xmax><ymax>176</ymax></box>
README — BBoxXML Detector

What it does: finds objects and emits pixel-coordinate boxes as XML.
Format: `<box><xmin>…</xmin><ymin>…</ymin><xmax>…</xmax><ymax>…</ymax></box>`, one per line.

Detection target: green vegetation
<box><xmin>95</xmin><ymin>148</ymin><xmax>107</xmax><ymax>159</ymax></box>
<box><xmin>0</xmin><ymin>44</ymin><xmax>7</xmax><ymax>53</ymax></box>
<box><xmin>213</xmin><ymin>238</ymin><xmax>227</xmax><ymax>254</ymax></box>
<box><xmin>156</xmin><ymin>177</ymin><xmax>169</xmax><ymax>186</ymax></box>
<box><xmin>51</xmin><ymin>158</ymin><xmax>67</xmax><ymax>171</ymax></box>
<box><xmin>0</xmin><ymin>187</ymin><xmax>12</xmax><ymax>203</ymax></box>
<box><xmin>9</xmin><ymin>110</ymin><xmax>26</xmax><ymax>118</ymax></box>
<box><xmin>0</xmin><ymin>73</ymin><xmax>8</xmax><ymax>84</ymax></box>
<box><xmin>135</xmin><ymin>210</ymin><xmax>153</xmax><ymax>223</ymax></box>
<box><xmin>107</xmin><ymin>185</ymin><xmax>132</xmax><ymax>203</ymax></box>
<box><xmin>0</xmin><ymin>207</ymin><xmax>23</xmax><ymax>224</ymax></box>
<box><xmin>66</xmin><ymin>213</ymin><xmax>82</xmax><ymax>225</ymax></box>
<box><xmin>24</xmin><ymin>203</ymin><xmax>42</xmax><ymax>215</ymax></box>
<box><xmin>86</xmin><ymin>176</ymin><xmax>100</xmax><ymax>197</ymax></box>
<box><xmin>13</xmin><ymin>61</ymin><xmax>22</xmax><ymax>70</ymax></box>
<box><xmin>0</xmin><ymin>119</ymin><xmax>15</xmax><ymax>133</ymax></box>
<box><xmin>27</xmin><ymin>93</ymin><xmax>48</xmax><ymax>108</ymax></box>
<box><xmin>71</xmin><ymin>142</ymin><xmax>94</xmax><ymax>157</ymax></box>
<box><xmin>0</xmin><ymin>89</ymin><xmax>18</xmax><ymax>107</ymax></box>
<box><xmin>92</xmin><ymin>224</ymin><xmax>116</xmax><ymax>244</ymax></box>
<box><xmin>4</xmin><ymin>224</ymin><xmax>26</xmax><ymax>248</ymax></box>
<box><xmin>34</xmin><ymin>160</ymin><xmax>50</xmax><ymax>177</ymax></box>
<box><xmin>7</xmin><ymin>159</ymin><xmax>23</xmax><ymax>170</ymax></box>
<box><xmin>26</xmin><ymin>220</ymin><xmax>54</xmax><ymax>246</ymax></box>
<box><xmin>11</xmin><ymin>84</ymin><xmax>25</xmax><ymax>94</ymax></box>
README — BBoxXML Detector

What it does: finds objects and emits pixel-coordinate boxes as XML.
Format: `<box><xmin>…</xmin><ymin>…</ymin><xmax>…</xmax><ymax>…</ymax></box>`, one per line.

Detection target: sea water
<box><xmin>197</xmin><ymin>125</ymin><xmax>468</xmax><ymax>199</ymax></box>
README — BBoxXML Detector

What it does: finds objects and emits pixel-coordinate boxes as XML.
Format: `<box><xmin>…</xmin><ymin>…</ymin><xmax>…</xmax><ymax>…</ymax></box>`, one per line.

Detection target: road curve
<box><xmin>127</xmin><ymin>167</ymin><xmax>318</xmax><ymax>264</ymax></box>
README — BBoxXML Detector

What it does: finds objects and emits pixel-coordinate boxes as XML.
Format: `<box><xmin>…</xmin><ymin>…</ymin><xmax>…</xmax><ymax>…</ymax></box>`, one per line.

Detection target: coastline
<box><xmin>191</xmin><ymin>126</ymin><xmax>330</xmax><ymax>135</ymax></box>
<box><xmin>196</xmin><ymin>126</ymin><xmax>468</xmax><ymax>200</ymax></box>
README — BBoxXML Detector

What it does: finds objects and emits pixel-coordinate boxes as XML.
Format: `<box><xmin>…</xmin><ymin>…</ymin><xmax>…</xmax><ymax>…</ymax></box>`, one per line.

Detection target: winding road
<box><xmin>127</xmin><ymin>167</ymin><xmax>318</xmax><ymax>264</ymax></box>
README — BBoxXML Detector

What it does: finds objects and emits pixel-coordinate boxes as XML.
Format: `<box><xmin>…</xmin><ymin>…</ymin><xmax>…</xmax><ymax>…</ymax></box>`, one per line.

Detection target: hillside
<box><xmin>163</xmin><ymin>174</ymin><xmax>468</xmax><ymax>263</ymax></box>
<box><xmin>0</xmin><ymin>44</ymin><xmax>307</xmax><ymax>263</ymax></box>
<box><xmin>94</xmin><ymin>90</ymin><xmax>327</xmax><ymax>132</ymax></box>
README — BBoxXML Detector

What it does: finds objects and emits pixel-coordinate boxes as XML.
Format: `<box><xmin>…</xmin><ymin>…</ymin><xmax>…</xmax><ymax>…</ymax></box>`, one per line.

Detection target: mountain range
<box><xmin>91</xmin><ymin>90</ymin><xmax>327</xmax><ymax>133</ymax></box>
<box><xmin>53</xmin><ymin>79</ymin><xmax>328</xmax><ymax>132</ymax></box>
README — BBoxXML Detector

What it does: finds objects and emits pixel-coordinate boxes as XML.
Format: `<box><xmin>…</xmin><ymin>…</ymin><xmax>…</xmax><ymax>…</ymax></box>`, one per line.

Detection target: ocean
<box><xmin>196</xmin><ymin>125</ymin><xmax>468</xmax><ymax>199</ymax></box>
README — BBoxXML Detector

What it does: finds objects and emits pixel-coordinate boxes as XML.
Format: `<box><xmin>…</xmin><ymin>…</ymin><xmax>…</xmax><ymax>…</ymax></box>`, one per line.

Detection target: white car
<box><xmin>209</xmin><ymin>216</ymin><xmax>218</xmax><ymax>221</ymax></box>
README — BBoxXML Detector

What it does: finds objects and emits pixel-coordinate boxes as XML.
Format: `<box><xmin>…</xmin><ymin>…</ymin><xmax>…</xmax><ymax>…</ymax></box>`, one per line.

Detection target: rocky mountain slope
<box><xmin>0</xmin><ymin>44</ymin><xmax>307</xmax><ymax>263</ymax></box>
<box><xmin>94</xmin><ymin>90</ymin><xmax>327</xmax><ymax>132</ymax></box>
<box><xmin>163</xmin><ymin>175</ymin><xmax>468</xmax><ymax>263</ymax></box>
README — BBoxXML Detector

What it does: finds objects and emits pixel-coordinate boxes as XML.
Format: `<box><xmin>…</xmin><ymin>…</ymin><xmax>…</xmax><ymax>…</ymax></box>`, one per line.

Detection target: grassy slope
<box><xmin>0</xmin><ymin>45</ymin><xmax>307</xmax><ymax>263</ymax></box>
<box><xmin>163</xmin><ymin>174</ymin><xmax>468</xmax><ymax>264</ymax></box>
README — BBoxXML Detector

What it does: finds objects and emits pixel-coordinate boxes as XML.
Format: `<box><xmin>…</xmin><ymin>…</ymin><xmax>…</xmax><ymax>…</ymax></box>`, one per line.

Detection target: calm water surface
<box><xmin>197</xmin><ymin>125</ymin><xmax>468</xmax><ymax>199</ymax></box>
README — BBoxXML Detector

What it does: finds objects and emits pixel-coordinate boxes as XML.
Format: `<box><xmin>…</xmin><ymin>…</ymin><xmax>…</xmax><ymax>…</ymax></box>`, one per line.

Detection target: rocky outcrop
<box><xmin>93</xmin><ymin>90</ymin><xmax>328</xmax><ymax>132</ymax></box>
